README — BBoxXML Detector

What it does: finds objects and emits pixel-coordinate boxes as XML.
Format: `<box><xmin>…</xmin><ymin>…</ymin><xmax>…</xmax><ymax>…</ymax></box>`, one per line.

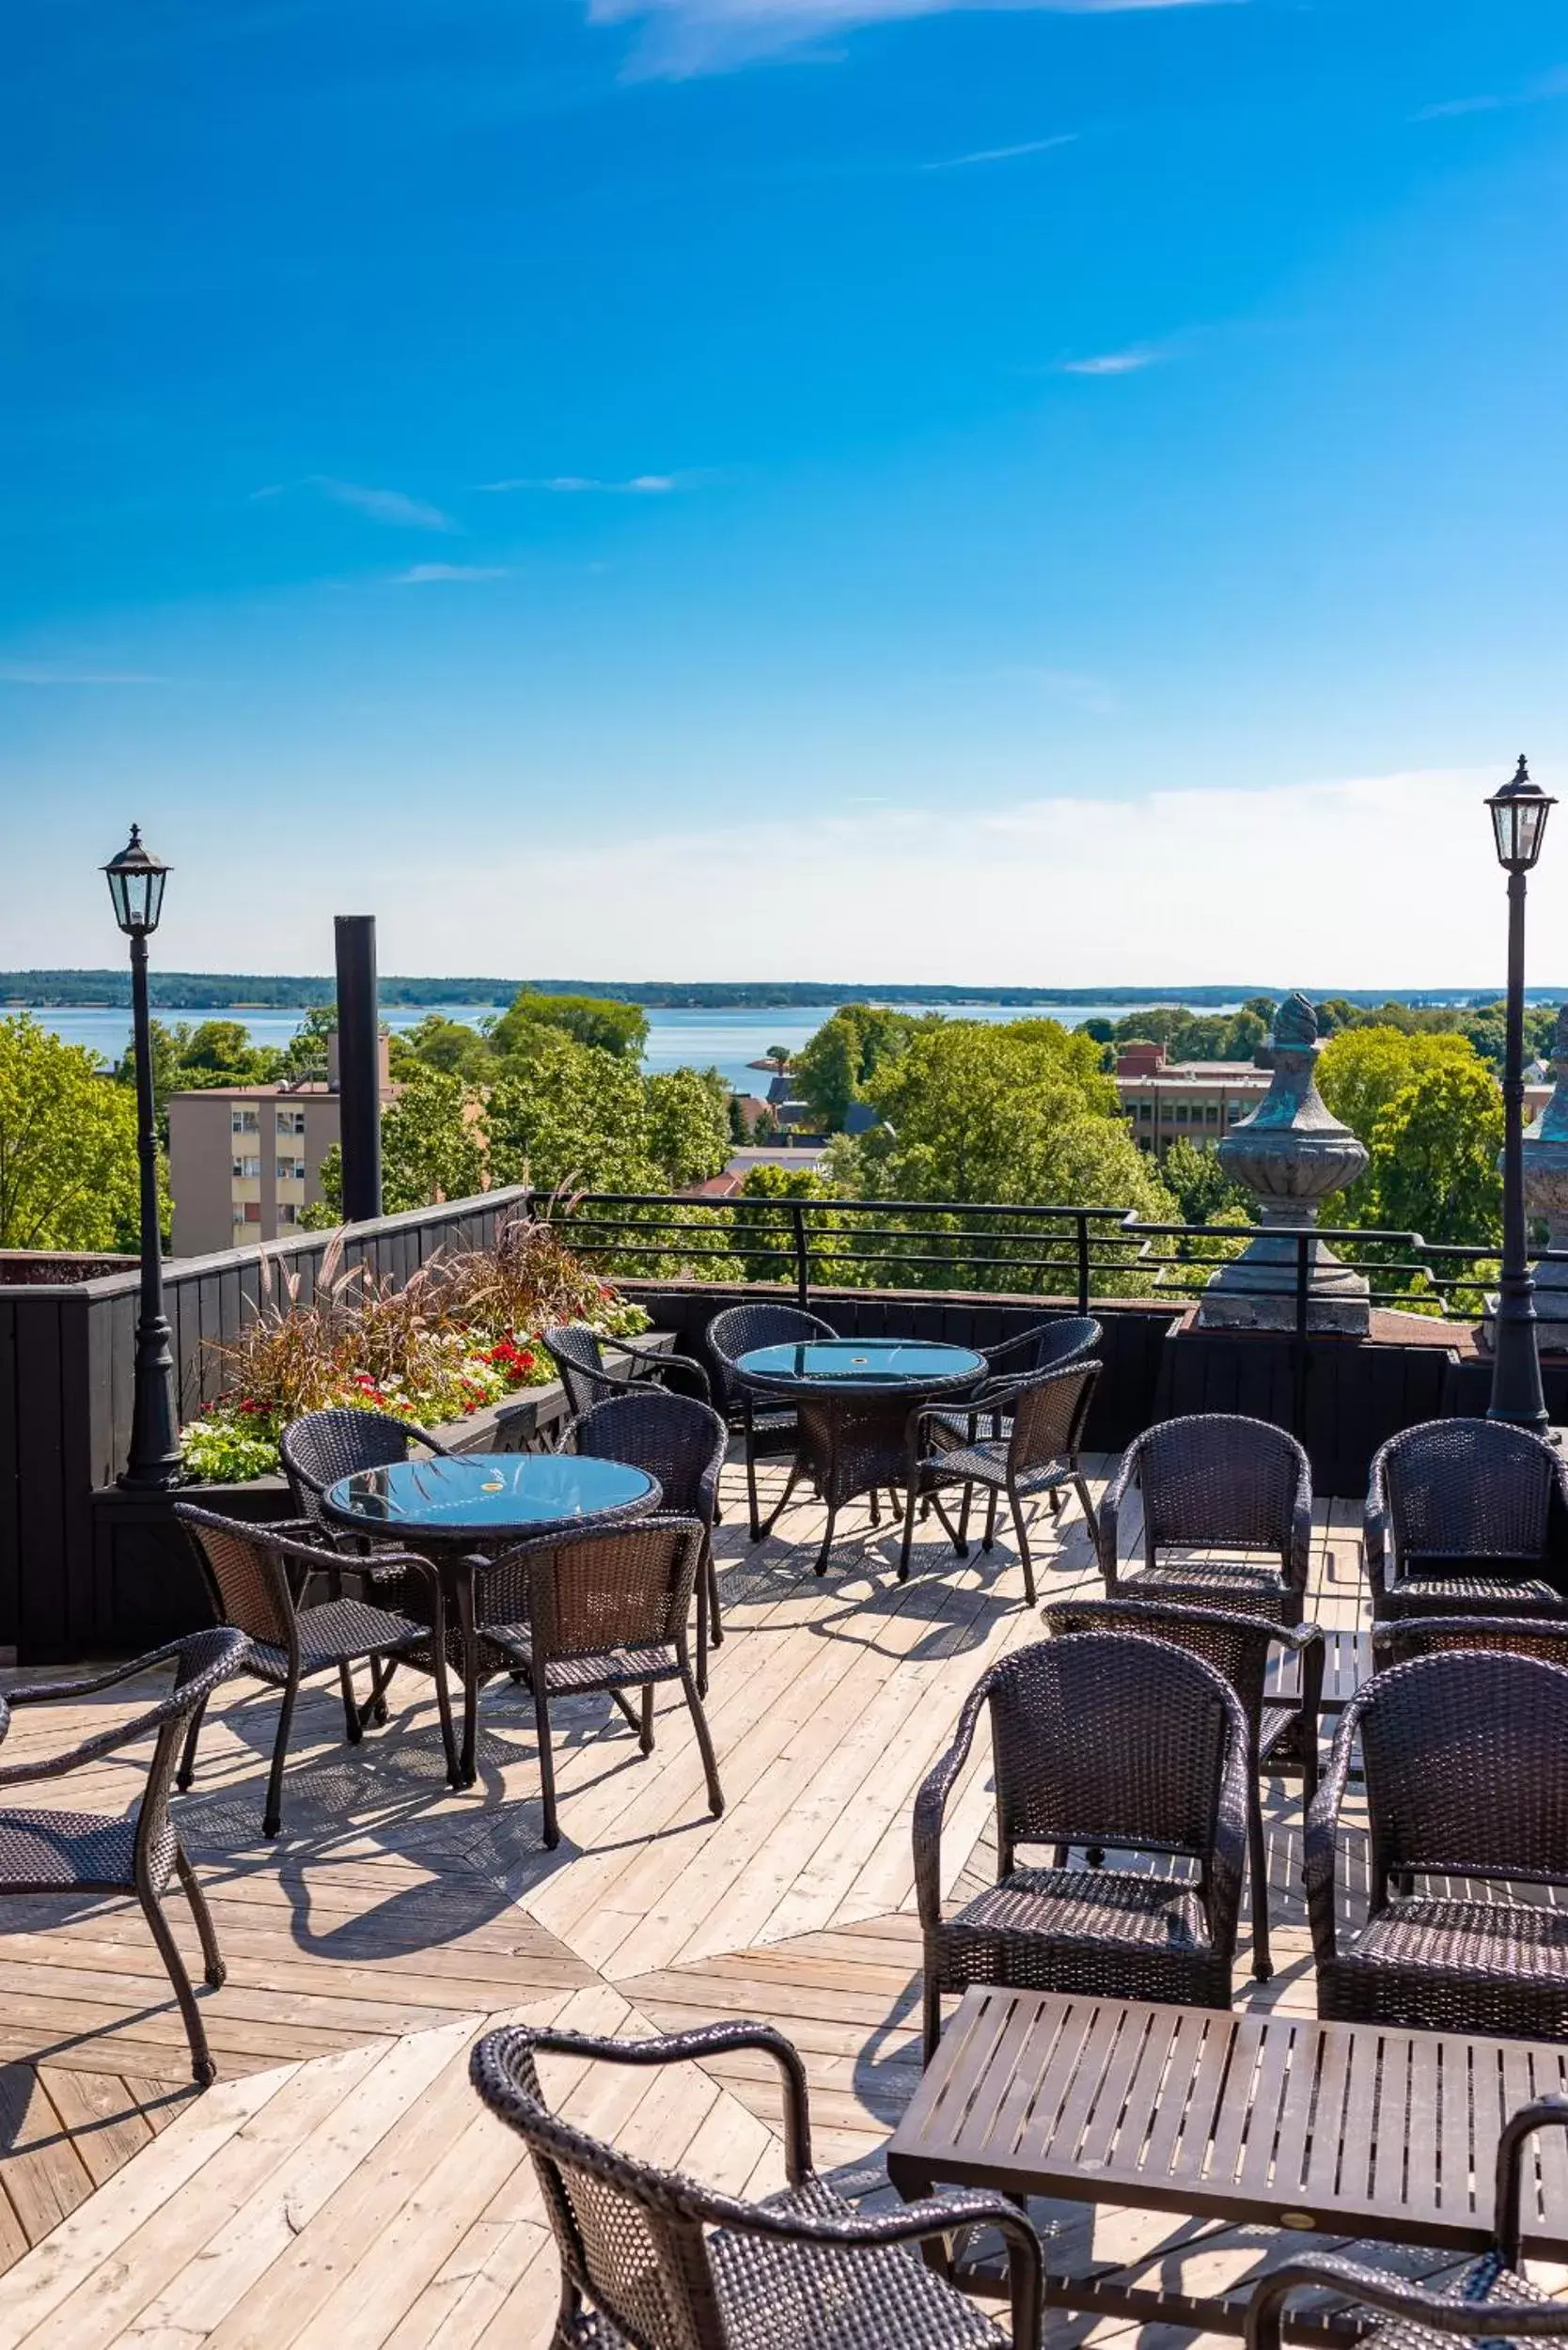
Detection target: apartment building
<box><xmin>168</xmin><ymin>1035</ymin><xmax>395</xmax><ymax>1258</ymax></box>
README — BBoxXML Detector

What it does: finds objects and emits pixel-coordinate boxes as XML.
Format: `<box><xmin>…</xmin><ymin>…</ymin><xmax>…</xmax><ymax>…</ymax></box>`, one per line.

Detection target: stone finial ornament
<box><xmin>1196</xmin><ymin>992</ymin><xmax>1372</xmax><ymax>1335</ymax></box>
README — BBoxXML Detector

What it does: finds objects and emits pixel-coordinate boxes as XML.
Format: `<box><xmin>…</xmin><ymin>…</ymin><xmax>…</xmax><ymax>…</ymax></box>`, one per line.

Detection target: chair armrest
<box><xmin>1098</xmin><ymin>1438</ymin><xmax>1142</xmax><ymax>1592</ymax></box>
<box><xmin>2</xmin><ymin>1635</ymin><xmax>205</xmax><ymax>1709</ymax></box>
<box><xmin>616</xmin><ymin>1338</ymin><xmax>713</xmax><ymax>1403</ymax></box>
<box><xmin>0</xmin><ymin>1634</ymin><xmax>247</xmax><ymax>1786</ymax></box>
<box><xmin>1497</xmin><ymin>2096</ymin><xmax>1568</xmax><ymax>2265</ymax></box>
<box><xmin>1365</xmin><ymin>1444</ymin><xmax>1391</xmax><ymax>1592</ymax></box>
<box><xmin>1303</xmin><ymin>1702</ymin><xmax>1360</xmax><ymax>1968</ymax></box>
<box><xmin>403</xmin><ymin>1422</ymin><xmax>455</xmax><ymax>1458</ymax></box>
<box><xmin>473</xmin><ymin>2019</ymin><xmax>814</xmax><ymax>2185</ymax></box>
<box><xmin>913</xmin><ymin>1679</ymin><xmax>991</xmax><ymax>1928</ymax></box>
<box><xmin>1245</xmin><ymin>2253</ymin><xmax>1568</xmax><ymax>2350</ymax></box>
<box><xmin>1204</xmin><ymin>1701</ymin><xmax>1251</xmax><ymax>1962</ymax></box>
<box><xmin>1288</xmin><ymin>1457</ymin><xmax>1313</xmax><ymax>1599</ymax></box>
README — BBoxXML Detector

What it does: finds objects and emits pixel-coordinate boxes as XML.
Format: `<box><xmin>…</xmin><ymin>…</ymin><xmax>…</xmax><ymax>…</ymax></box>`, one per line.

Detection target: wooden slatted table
<box><xmin>887</xmin><ymin>1988</ymin><xmax>1568</xmax><ymax>2337</ymax></box>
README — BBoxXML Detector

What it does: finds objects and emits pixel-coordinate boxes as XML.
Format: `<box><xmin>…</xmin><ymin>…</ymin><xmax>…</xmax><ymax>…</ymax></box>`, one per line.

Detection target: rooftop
<box><xmin>0</xmin><ymin>1444</ymin><xmax>1422</xmax><ymax>2348</ymax></box>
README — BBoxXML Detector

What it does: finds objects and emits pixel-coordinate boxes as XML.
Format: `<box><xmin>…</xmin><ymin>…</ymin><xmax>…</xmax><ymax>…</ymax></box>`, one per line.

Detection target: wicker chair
<box><xmin>1309</xmin><ymin>1650</ymin><xmax>1568</xmax><ymax>2039</ymax></box>
<box><xmin>0</xmin><ymin>1628</ymin><xmax>248</xmax><ymax>2084</ymax></box>
<box><xmin>563</xmin><ymin>1389</ymin><xmax>729</xmax><ymax>1693</ymax></box>
<box><xmin>900</xmin><ymin>1360</ymin><xmax>1101</xmax><ymax>1606</ymax></box>
<box><xmin>1244</xmin><ymin>2100</ymin><xmax>1568</xmax><ymax>2350</ymax></box>
<box><xmin>469</xmin><ymin>2016</ymin><xmax>1043</xmax><ymax>2350</ymax></box>
<box><xmin>1373</xmin><ymin>1614</ymin><xmax>1568</xmax><ymax>1671</ymax></box>
<box><xmin>447</xmin><ymin>1515</ymin><xmax>722</xmax><ymax>1845</ymax></box>
<box><xmin>1099</xmin><ymin>1415</ymin><xmax>1312</xmax><ymax>1624</ymax></box>
<box><xmin>543</xmin><ymin>1324</ymin><xmax>712</xmax><ymax>1419</ymax></box>
<box><xmin>914</xmin><ymin>1632</ymin><xmax>1249</xmax><ymax>2062</ymax></box>
<box><xmin>1045</xmin><ymin>1595</ymin><xmax>1324</xmax><ymax>1982</ymax></box>
<box><xmin>927</xmin><ymin>1313</ymin><xmax>1103</xmax><ymax>1447</ymax></box>
<box><xmin>1366</xmin><ymin>1419</ymin><xmax>1568</xmax><ymax>1622</ymax></box>
<box><xmin>705</xmin><ymin>1303</ymin><xmax>838</xmax><ymax>1542</ymax></box>
<box><xmin>280</xmin><ymin>1406</ymin><xmax>453</xmax><ymax>1532</ymax></box>
<box><xmin>174</xmin><ymin>1504</ymin><xmax>456</xmax><ymax>1834</ymax></box>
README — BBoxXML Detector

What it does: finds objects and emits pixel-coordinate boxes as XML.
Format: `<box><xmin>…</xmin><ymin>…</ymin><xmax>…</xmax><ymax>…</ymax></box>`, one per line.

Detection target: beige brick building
<box><xmin>168</xmin><ymin>1037</ymin><xmax>395</xmax><ymax>1258</ymax></box>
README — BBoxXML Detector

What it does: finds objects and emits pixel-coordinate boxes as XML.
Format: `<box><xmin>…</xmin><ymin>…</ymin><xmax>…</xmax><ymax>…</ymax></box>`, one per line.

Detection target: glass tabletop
<box><xmin>323</xmin><ymin>1452</ymin><xmax>659</xmax><ymax>1535</ymax></box>
<box><xmin>734</xmin><ymin>1339</ymin><xmax>986</xmax><ymax>1388</ymax></box>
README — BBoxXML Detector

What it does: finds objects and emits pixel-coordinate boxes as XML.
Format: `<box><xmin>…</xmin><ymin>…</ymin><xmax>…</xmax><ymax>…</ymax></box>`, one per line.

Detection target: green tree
<box><xmin>644</xmin><ymin>1067</ymin><xmax>731</xmax><ymax>1188</ymax></box>
<box><xmin>489</xmin><ymin>990</ymin><xmax>649</xmax><ymax>1061</ymax></box>
<box><xmin>793</xmin><ymin>1004</ymin><xmax>915</xmax><ymax>1131</ymax></box>
<box><xmin>1161</xmin><ymin>1135</ymin><xmax>1254</xmax><ymax>1227</ymax></box>
<box><xmin>486</xmin><ymin>1026</ymin><xmax>658</xmax><ymax>1194</ymax></box>
<box><xmin>1365</xmin><ymin>1059</ymin><xmax>1503</xmax><ymax>1247</ymax></box>
<box><xmin>0</xmin><ymin>1016</ymin><xmax>146</xmax><ymax>1250</ymax></box>
<box><xmin>310</xmin><ymin>1063</ymin><xmax>485</xmax><ymax>1221</ymax></box>
<box><xmin>1317</xmin><ymin>1027</ymin><xmax>1480</xmax><ymax>1159</ymax></box>
<box><xmin>389</xmin><ymin>1012</ymin><xmax>492</xmax><ymax>1083</ymax></box>
<box><xmin>275</xmin><ymin>1005</ymin><xmax>337</xmax><ymax>1083</ymax></box>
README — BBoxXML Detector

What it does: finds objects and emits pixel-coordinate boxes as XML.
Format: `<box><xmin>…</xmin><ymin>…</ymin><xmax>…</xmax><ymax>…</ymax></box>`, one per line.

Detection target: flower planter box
<box><xmin>85</xmin><ymin>1335</ymin><xmax>673</xmax><ymax>1659</ymax></box>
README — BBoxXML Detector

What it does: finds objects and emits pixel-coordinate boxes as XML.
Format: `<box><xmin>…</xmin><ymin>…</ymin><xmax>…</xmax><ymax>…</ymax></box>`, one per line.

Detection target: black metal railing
<box><xmin>541</xmin><ymin>1188</ymin><xmax>1555</xmax><ymax>1339</ymax></box>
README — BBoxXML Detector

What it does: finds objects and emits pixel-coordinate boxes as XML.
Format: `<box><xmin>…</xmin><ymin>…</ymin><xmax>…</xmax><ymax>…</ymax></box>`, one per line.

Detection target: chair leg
<box><xmin>868</xmin><ymin>1487</ymin><xmax>881</xmax><ymax>1528</ymax></box>
<box><xmin>176</xmin><ymin>1696</ymin><xmax>209</xmax><ymax>1794</ymax></box>
<box><xmin>696</xmin><ymin>1551</ymin><xmax>710</xmax><ymax>1700</ymax></box>
<box><xmin>639</xmin><ymin>1683</ymin><xmax>655</xmax><ymax>1755</ymax></box>
<box><xmin>532</xmin><ymin>1680</ymin><xmax>560</xmax><ymax>1850</ymax></box>
<box><xmin>745</xmin><ymin>1413</ymin><xmax>762</xmax><ymax>1542</ymax></box>
<box><xmin>338</xmin><ymin>1661</ymin><xmax>364</xmax><ymax>1746</ymax></box>
<box><xmin>1073</xmin><ymin>1473</ymin><xmax>1100</xmax><ymax>1547</ymax></box>
<box><xmin>956</xmin><ymin>1481</ymin><xmax>973</xmax><ymax>1557</ymax></box>
<box><xmin>706</xmin><ymin>1533</ymin><xmax>723</xmax><ymax>1651</ymax></box>
<box><xmin>427</xmin><ymin>1632</ymin><xmax>460</xmax><ymax>1790</ymax></box>
<box><xmin>759</xmin><ymin>1459</ymin><xmax>803</xmax><ymax>1542</ymax></box>
<box><xmin>1010</xmin><ymin>1485</ymin><xmax>1037</xmax><ymax>1606</ymax></box>
<box><xmin>677</xmin><ymin>1655</ymin><xmax>725</xmax><ymax>1819</ymax></box>
<box><xmin>982</xmin><ymin>1485</ymin><xmax>999</xmax><ymax>1552</ymax></box>
<box><xmin>174</xmin><ymin>1845</ymin><xmax>227</xmax><ymax>1989</ymax></box>
<box><xmin>263</xmin><ymin>1677</ymin><xmax>298</xmax><ymax>1840</ymax></box>
<box><xmin>1248</xmin><ymin>1782</ymin><xmax>1273</xmax><ymax>1982</ymax></box>
<box><xmin>900</xmin><ymin>1478</ymin><xmax>919</xmax><ymax>1580</ymax></box>
<box><xmin>922</xmin><ymin>1977</ymin><xmax>943</xmax><ymax>2067</ymax></box>
<box><xmin>137</xmin><ymin>1874</ymin><xmax>216</xmax><ymax>2087</ymax></box>
<box><xmin>814</xmin><ymin>1504</ymin><xmax>838</xmax><ymax>1575</ymax></box>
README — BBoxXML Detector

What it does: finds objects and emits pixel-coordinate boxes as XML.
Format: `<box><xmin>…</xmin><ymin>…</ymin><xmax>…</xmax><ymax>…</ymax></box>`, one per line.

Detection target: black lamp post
<box><xmin>103</xmin><ymin>824</ymin><xmax>183</xmax><ymax>1490</ymax></box>
<box><xmin>1486</xmin><ymin>756</ymin><xmax>1556</xmax><ymax>1434</ymax></box>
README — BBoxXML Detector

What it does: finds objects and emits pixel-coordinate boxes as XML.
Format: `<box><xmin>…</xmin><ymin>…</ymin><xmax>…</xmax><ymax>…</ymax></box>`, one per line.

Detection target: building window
<box><xmin>243</xmin><ymin>1201</ymin><xmax>262</xmax><ymax>1223</ymax></box>
<box><xmin>276</xmin><ymin>1110</ymin><xmax>306</xmax><ymax>1136</ymax></box>
<box><xmin>231</xmin><ymin>1205</ymin><xmax>247</xmax><ymax>1227</ymax></box>
<box><xmin>231</xmin><ymin>1108</ymin><xmax>259</xmax><ymax>1136</ymax></box>
<box><xmin>275</xmin><ymin>1155</ymin><xmax>306</xmax><ymax>1181</ymax></box>
<box><xmin>1227</xmin><ymin>1102</ymin><xmax>1244</xmax><ymax>1120</ymax></box>
<box><xmin>1204</xmin><ymin>1104</ymin><xmax>1219</xmax><ymax>1124</ymax></box>
<box><xmin>1138</xmin><ymin>1102</ymin><xmax>1152</xmax><ymax>1122</ymax></box>
<box><xmin>276</xmin><ymin>1202</ymin><xmax>299</xmax><ymax>1226</ymax></box>
<box><xmin>232</xmin><ymin>1155</ymin><xmax>261</xmax><ymax>1179</ymax></box>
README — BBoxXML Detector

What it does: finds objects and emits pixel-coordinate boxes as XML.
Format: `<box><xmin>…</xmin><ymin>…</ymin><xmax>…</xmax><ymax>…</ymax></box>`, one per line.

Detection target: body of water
<box><xmin>25</xmin><ymin>998</ymin><xmax>1243</xmax><ymax>1095</ymax></box>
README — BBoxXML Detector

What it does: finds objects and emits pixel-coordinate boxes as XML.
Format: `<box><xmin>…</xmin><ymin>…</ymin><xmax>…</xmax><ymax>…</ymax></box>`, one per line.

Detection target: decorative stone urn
<box><xmin>1197</xmin><ymin>992</ymin><xmax>1372</xmax><ymax>1335</ymax></box>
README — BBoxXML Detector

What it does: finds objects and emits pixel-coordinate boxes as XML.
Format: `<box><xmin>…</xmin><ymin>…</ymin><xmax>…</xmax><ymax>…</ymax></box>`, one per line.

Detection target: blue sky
<box><xmin>5</xmin><ymin>0</ymin><xmax>1568</xmax><ymax>983</ymax></box>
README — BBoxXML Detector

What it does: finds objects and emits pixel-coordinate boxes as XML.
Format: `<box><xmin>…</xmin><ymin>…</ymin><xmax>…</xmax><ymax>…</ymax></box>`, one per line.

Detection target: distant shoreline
<box><xmin>3</xmin><ymin>972</ymin><xmax>1560</xmax><ymax>1013</ymax></box>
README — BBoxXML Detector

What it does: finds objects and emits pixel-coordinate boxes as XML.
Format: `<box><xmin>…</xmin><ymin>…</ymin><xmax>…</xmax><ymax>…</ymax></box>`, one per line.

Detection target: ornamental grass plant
<box><xmin>179</xmin><ymin>1213</ymin><xmax>649</xmax><ymax>1483</ymax></box>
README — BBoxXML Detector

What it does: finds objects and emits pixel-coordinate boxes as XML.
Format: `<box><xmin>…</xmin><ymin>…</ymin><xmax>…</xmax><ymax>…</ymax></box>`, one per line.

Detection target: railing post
<box><xmin>791</xmin><ymin>1202</ymin><xmax>810</xmax><ymax>1309</ymax></box>
<box><xmin>1292</xmin><ymin>1226</ymin><xmax>1310</xmax><ymax>1442</ymax></box>
<box><xmin>1075</xmin><ymin>1214</ymin><xmax>1090</xmax><ymax>1314</ymax></box>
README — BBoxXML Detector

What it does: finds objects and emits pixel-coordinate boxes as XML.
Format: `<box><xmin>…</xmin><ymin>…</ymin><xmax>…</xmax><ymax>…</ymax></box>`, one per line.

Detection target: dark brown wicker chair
<box><xmin>914</xmin><ymin>1631</ymin><xmax>1249</xmax><ymax>2062</ymax></box>
<box><xmin>1373</xmin><ymin>1614</ymin><xmax>1568</xmax><ymax>1671</ymax></box>
<box><xmin>1044</xmin><ymin>1595</ymin><xmax>1324</xmax><ymax>1982</ymax></box>
<box><xmin>447</xmin><ymin>1515</ymin><xmax>722</xmax><ymax>1846</ymax></box>
<box><xmin>1244</xmin><ymin>2100</ymin><xmax>1568</xmax><ymax>2350</ymax></box>
<box><xmin>926</xmin><ymin>1313</ymin><xmax>1103</xmax><ymax>1447</ymax></box>
<box><xmin>1099</xmin><ymin>1414</ymin><xmax>1312</xmax><ymax>1624</ymax></box>
<box><xmin>705</xmin><ymin>1302</ymin><xmax>837</xmax><ymax>1542</ymax></box>
<box><xmin>543</xmin><ymin>1324</ymin><xmax>712</xmax><ymax>1419</ymax></box>
<box><xmin>900</xmin><ymin>1360</ymin><xmax>1101</xmax><ymax>1605</ymax></box>
<box><xmin>0</xmin><ymin>1628</ymin><xmax>248</xmax><ymax>2084</ymax></box>
<box><xmin>173</xmin><ymin>1504</ymin><xmax>456</xmax><ymax>1834</ymax></box>
<box><xmin>563</xmin><ymin>1389</ymin><xmax>729</xmax><ymax>1692</ymax></box>
<box><xmin>279</xmin><ymin>1406</ymin><xmax>454</xmax><ymax>1566</ymax></box>
<box><xmin>1309</xmin><ymin>1650</ymin><xmax>1568</xmax><ymax>2040</ymax></box>
<box><xmin>1366</xmin><ymin>1419</ymin><xmax>1568</xmax><ymax>1622</ymax></box>
<box><xmin>469</xmin><ymin>2016</ymin><xmax>1043</xmax><ymax>2349</ymax></box>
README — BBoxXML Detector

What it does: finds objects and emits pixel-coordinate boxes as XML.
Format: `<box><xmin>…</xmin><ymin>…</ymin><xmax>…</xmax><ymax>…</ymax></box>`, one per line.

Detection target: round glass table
<box><xmin>322</xmin><ymin>1452</ymin><xmax>661</xmax><ymax>1542</ymax></box>
<box><xmin>732</xmin><ymin>1339</ymin><xmax>985</xmax><ymax>1571</ymax></box>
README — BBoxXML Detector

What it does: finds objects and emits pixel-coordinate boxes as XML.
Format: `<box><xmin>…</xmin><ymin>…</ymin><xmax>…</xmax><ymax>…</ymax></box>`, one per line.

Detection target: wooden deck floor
<box><xmin>0</xmin><ymin>1452</ymin><xmax>1474</xmax><ymax>2346</ymax></box>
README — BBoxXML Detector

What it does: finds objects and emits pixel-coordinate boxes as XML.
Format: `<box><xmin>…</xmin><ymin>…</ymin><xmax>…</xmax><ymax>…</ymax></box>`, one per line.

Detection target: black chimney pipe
<box><xmin>334</xmin><ymin>915</ymin><xmax>383</xmax><ymax>1222</ymax></box>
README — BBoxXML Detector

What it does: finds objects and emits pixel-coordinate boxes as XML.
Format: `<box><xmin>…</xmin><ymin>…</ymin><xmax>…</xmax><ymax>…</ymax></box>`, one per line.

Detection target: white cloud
<box><xmin>316</xmin><ymin>478</ymin><xmax>455</xmax><ymax>530</ymax></box>
<box><xmin>589</xmin><ymin>0</ymin><xmax>1228</xmax><ymax>76</ymax></box>
<box><xmin>0</xmin><ymin>666</ymin><xmax>169</xmax><ymax>685</ymax></box>
<box><xmin>390</xmin><ymin>563</ymin><xmax>511</xmax><ymax>585</ymax></box>
<box><xmin>478</xmin><ymin>474</ymin><xmax>681</xmax><ymax>494</ymax></box>
<box><xmin>922</xmin><ymin>133</ymin><xmax>1077</xmax><ymax>170</ymax></box>
<box><xmin>1058</xmin><ymin>347</ymin><xmax>1161</xmax><ymax>376</ymax></box>
<box><xmin>208</xmin><ymin>765</ymin><xmax>1545</xmax><ymax>991</ymax></box>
